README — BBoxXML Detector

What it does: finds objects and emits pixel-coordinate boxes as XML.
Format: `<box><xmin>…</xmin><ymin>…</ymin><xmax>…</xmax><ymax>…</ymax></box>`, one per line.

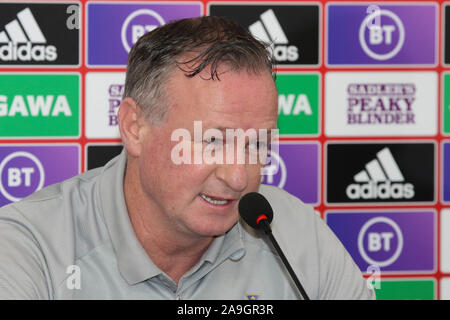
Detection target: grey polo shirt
<box><xmin>0</xmin><ymin>150</ymin><xmax>375</xmax><ymax>300</ymax></box>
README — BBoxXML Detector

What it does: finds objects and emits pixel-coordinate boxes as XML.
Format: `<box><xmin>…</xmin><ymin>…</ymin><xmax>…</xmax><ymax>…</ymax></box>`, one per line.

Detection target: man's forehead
<box><xmin>200</xmin><ymin>124</ymin><xmax>277</xmax><ymax>133</ymax></box>
<box><xmin>161</xmin><ymin>61</ymin><xmax>277</xmax><ymax>131</ymax></box>
<box><xmin>174</xmin><ymin>50</ymin><xmax>271</xmax><ymax>79</ymax></box>
<box><xmin>166</xmin><ymin>65</ymin><xmax>276</xmax><ymax>101</ymax></box>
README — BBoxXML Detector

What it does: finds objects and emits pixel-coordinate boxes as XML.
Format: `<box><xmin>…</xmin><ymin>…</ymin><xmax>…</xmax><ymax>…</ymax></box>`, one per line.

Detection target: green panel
<box><xmin>374</xmin><ymin>280</ymin><xmax>435</xmax><ymax>300</ymax></box>
<box><xmin>276</xmin><ymin>73</ymin><xmax>319</xmax><ymax>135</ymax></box>
<box><xmin>0</xmin><ymin>74</ymin><xmax>79</xmax><ymax>137</ymax></box>
<box><xmin>444</xmin><ymin>73</ymin><xmax>450</xmax><ymax>134</ymax></box>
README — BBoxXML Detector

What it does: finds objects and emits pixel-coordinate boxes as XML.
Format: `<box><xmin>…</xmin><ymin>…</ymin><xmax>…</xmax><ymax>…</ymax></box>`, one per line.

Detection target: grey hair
<box><xmin>123</xmin><ymin>15</ymin><xmax>275</xmax><ymax>124</ymax></box>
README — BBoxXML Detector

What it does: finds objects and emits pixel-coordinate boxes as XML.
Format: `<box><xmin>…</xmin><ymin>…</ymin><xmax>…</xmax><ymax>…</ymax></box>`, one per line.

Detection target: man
<box><xmin>0</xmin><ymin>16</ymin><xmax>375</xmax><ymax>299</ymax></box>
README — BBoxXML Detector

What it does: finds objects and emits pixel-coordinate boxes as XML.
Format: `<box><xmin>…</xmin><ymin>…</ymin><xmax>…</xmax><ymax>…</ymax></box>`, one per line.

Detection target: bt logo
<box><xmin>0</xmin><ymin>151</ymin><xmax>44</xmax><ymax>202</ymax></box>
<box><xmin>358</xmin><ymin>216</ymin><xmax>403</xmax><ymax>268</ymax></box>
<box><xmin>261</xmin><ymin>150</ymin><xmax>286</xmax><ymax>188</ymax></box>
<box><xmin>121</xmin><ymin>9</ymin><xmax>165</xmax><ymax>52</ymax></box>
<box><xmin>359</xmin><ymin>5</ymin><xmax>405</xmax><ymax>61</ymax></box>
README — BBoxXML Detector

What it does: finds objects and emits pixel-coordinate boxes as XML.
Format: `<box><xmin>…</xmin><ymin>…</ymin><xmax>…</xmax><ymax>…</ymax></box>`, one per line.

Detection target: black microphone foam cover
<box><xmin>238</xmin><ymin>192</ymin><xmax>274</xmax><ymax>230</ymax></box>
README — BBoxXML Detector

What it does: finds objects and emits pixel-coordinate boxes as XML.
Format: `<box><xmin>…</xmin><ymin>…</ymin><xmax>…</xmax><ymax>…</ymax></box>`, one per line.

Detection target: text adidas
<box><xmin>0</xmin><ymin>42</ymin><xmax>57</xmax><ymax>62</ymax></box>
<box><xmin>346</xmin><ymin>181</ymin><xmax>415</xmax><ymax>200</ymax></box>
<box><xmin>272</xmin><ymin>45</ymin><xmax>299</xmax><ymax>62</ymax></box>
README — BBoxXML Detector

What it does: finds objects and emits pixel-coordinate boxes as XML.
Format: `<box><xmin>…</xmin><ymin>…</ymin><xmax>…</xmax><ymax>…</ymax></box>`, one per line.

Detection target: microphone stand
<box><xmin>259</xmin><ymin>220</ymin><xmax>310</xmax><ymax>300</ymax></box>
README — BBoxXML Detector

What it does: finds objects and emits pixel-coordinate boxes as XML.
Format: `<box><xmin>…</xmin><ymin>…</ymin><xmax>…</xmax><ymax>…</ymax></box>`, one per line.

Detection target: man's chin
<box><xmin>189</xmin><ymin>219</ymin><xmax>238</xmax><ymax>238</ymax></box>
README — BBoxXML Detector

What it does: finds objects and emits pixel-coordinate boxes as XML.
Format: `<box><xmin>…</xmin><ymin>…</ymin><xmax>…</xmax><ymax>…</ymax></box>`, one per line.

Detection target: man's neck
<box><xmin>123</xmin><ymin>159</ymin><xmax>213</xmax><ymax>284</ymax></box>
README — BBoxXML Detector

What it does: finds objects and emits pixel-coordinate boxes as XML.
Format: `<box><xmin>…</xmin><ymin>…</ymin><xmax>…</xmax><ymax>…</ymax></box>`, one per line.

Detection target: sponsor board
<box><xmin>325</xmin><ymin>72</ymin><xmax>437</xmax><ymax>136</ymax></box>
<box><xmin>85</xmin><ymin>72</ymin><xmax>124</xmax><ymax>139</ymax></box>
<box><xmin>208</xmin><ymin>2</ymin><xmax>320</xmax><ymax>66</ymax></box>
<box><xmin>326</xmin><ymin>142</ymin><xmax>435</xmax><ymax>205</ymax></box>
<box><xmin>326</xmin><ymin>210</ymin><xmax>436</xmax><ymax>274</ymax></box>
<box><xmin>0</xmin><ymin>2</ymin><xmax>80</xmax><ymax>66</ymax></box>
<box><xmin>86</xmin><ymin>144</ymin><xmax>123</xmax><ymax>170</ymax></box>
<box><xmin>261</xmin><ymin>142</ymin><xmax>319</xmax><ymax>205</ymax></box>
<box><xmin>374</xmin><ymin>279</ymin><xmax>436</xmax><ymax>300</ymax></box>
<box><xmin>87</xmin><ymin>2</ymin><xmax>202</xmax><ymax>66</ymax></box>
<box><xmin>276</xmin><ymin>73</ymin><xmax>320</xmax><ymax>136</ymax></box>
<box><xmin>0</xmin><ymin>73</ymin><xmax>80</xmax><ymax>138</ymax></box>
<box><xmin>0</xmin><ymin>145</ymin><xmax>80</xmax><ymax>207</ymax></box>
<box><xmin>441</xmin><ymin>209</ymin><xmax>450</xmax><ymax>273</ymax></box>
<box><xmin>327</xmin><ymin>3</ymin><xmax>437</xmax><ymax>66</ymax></box>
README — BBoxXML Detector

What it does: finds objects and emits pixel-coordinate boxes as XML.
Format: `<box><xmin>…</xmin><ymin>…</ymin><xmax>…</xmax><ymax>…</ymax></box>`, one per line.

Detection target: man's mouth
<box><xmin>199</xmin><ymin>193</ymin><xmax>232</xmax><ymax>205</ymax></box>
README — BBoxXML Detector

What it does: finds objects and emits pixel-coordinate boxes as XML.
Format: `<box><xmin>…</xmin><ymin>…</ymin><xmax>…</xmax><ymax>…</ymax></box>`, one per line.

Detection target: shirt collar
<box><xmin>202</xmin><ymin>222</ymin><xmax>246</xmax><ymax>264</ymax></box>
<box><xmin>98</xmin><ymin>149</ymin><xmax>246</xmax><ymax>285</ymax></box>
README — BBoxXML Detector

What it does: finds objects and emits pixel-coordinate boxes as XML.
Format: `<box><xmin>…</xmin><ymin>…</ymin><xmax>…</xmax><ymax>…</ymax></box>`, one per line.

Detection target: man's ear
<box><xmin>118</xmin><ymin>97</ymin><xmax>144</xmax><ymax>157</ymax></box>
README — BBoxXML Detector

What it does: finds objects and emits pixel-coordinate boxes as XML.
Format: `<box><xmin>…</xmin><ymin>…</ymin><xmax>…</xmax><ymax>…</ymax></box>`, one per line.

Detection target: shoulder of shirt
<box><xmin>0</xmin><ymin>154</ymin><xmax>121</xmax><ymax>216</ymax></box>
<box><xmin>0</xmin><ymin>154</ymin><xmax>122</xmax><ymax>247</ymax></box>
<box><xmin>0</xmin><ymin>158</ymin><xmax>123</xmax><ymax>297</ymax></box>
<box><xmin>0</xmin><ymin>167</ymin><xmax>102</xmax><ymax>214</ymax></box>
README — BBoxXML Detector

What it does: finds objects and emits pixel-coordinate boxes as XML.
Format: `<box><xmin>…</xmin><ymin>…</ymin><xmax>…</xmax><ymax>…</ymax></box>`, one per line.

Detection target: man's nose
<box><xmin>215</xmin><ymin>162</ymin><xmax>249</xmax><ymax>192</ymax></box>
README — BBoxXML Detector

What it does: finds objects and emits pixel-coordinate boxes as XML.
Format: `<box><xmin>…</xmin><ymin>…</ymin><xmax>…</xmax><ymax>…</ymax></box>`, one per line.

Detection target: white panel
<box><xmin>85</xmin><ymin>72</ymin><xmax>125</xmax><ymax>139</ymax></box>
<box><xmin>441</xmin><ymin>210</ymin><xmax>450</xmax><ymax>273</ymax></box>
<box><xmin>325</xmin><ymin>72</ymin><xmax>438</xmax><ymax>137</ymax></box>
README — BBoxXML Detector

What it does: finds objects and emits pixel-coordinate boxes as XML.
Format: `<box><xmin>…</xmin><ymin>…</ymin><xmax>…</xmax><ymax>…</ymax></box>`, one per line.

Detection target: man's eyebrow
<box><xmin>215</xmin><ymin>127</ymin><xmax>231</xmax><ymax>132</ymax></box>
<box><xmin>208</xmin><ymin>126</ymin><xmax>276</xmax><ymax>133</ymax></box>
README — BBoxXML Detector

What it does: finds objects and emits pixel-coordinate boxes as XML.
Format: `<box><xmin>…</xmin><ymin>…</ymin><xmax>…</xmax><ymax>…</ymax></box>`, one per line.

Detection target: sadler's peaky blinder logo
<box><xmin>347</xmin><ymin>83</ymin><xmax>415</xmax><ymax>125</ymax></box>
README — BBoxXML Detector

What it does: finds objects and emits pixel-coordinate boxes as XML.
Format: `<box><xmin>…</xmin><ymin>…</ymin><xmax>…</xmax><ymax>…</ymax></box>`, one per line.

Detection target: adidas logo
<box><xmin>248</xmin><ymin>9</ymin><xmax>299</xmax><ymax>62</ymax></box>
<box><xmin>0</xmin><ymin>8</ymin><xmax>57</xmax><ymax>62</ymax></box>
<box><xmin>346</xmin><ymin>147</ymin><xmax>415</xmax><ymax>200</ymax></box>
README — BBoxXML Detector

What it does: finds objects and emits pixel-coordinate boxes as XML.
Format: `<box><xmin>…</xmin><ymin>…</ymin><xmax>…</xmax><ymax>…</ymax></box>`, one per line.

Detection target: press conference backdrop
<box><xmin>0</xmin><ymin>0</ymin><xmax>448</xmax><ymax>300</ymax></box>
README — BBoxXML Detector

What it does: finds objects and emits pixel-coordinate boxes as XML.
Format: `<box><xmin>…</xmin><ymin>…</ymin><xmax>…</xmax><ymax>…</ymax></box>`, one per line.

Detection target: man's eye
<box><xmin>249</xmin><ymin>141</ymin><xmax>267</xmax><ymax>150</ymax></box>
<box><xmin>204</xmin><ymin>137</ymin><xmax>222</xmax><ymax>144</ymax></box>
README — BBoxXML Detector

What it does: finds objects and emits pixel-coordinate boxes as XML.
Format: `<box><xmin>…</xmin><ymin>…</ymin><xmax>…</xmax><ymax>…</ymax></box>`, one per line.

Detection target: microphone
<box><xmin>238</xmin><ymin>192</ymin><xmax>310</xmax><ymax>300</ymax></box>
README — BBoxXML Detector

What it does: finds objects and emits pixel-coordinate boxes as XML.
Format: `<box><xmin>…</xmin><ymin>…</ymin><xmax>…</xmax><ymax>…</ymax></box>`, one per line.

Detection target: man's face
<box><xmin>135</xmin><ymin>66</ymin><xmax>278</xmax><ymax>239</ymax></box>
